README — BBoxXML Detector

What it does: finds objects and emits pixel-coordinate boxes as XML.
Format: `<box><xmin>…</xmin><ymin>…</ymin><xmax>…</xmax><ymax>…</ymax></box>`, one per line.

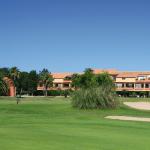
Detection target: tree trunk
<box><xmin>20</xmin><ymin>88</ymin><xmax>22</xmax><ymax>97</ymax></box>
<box><xmin>15</xmin><ymin>86</ymin><xmax>17</xmax><ymax>97</ymax></box>
<box><xmin>45</xmin><ymin>89</ymin><xmax>48</xmax><ymax>97</ymax></box>
<box><xmin>43</xmin><ymin>85</ymin><xmax>47</xmax><ymax>96</ymax></box>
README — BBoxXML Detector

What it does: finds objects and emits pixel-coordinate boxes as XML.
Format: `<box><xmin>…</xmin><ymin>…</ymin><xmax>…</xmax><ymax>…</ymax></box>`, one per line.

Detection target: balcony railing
<box><xmin>135</xmin><ymin>79</ymin><xmax>150</xmax><ymax>83</ymax></box>
<box><xmin>37</xmin><ymin>86</ymin><xmax>72</xmax><ymax>91</ymax></box>
<box><xmin>116</xmin><ymin>87</ymin><xmax>150</xmax><ymax>91</ymax></box>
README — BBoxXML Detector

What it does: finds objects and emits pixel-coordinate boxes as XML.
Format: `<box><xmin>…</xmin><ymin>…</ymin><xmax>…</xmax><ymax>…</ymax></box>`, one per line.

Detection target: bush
<box><xmin>72</xmin><ymin>87</ymin><xmax>118</xmax><ymax>109</ymax></box>
<box><xmin>33</xmin><ymin>90</ymin><xmax>73</xmax><ymax>96</ymax></box>
<box><xmin>0</xmin><ymin>90</ymin><xmax>7</xmax><ymax>96</ymax></box>
<box><xmin>33</xmin><ymin>90</ymin><xmax>44</xmax><ymax>96</ymax></box>
<box><xmin>62</xmin><ymin>89</ymin><xmax>73</xmax><ymax>98</ymax></box>
<box><xmin>47</xmin><ymin>90</ymin><xmax>63</xmax><ymax>96</ymax></box>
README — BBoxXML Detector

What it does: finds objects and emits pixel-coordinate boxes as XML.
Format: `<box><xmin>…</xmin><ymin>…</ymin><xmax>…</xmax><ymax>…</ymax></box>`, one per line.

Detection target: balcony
<box><xmin>37</xmin><ymin>86</ymin><xmax>72</xmax><ymax>91</ymax></box>
<box><xmin>116</xmin><ymin>87</ymin><xmax>150</xmax><ymax>91</ymax></box>
<box><xmin>135</xmin><ymin>79</ymin><xmax>150</xmax><ymax>83</ymax></box>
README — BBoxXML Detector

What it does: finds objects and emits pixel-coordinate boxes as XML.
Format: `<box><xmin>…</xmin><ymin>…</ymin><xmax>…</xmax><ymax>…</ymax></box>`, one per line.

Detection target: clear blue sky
<box><xmin>0</xmin><ymin>0</ymin><xmax>150</xmax><ymax>72</ymax></box>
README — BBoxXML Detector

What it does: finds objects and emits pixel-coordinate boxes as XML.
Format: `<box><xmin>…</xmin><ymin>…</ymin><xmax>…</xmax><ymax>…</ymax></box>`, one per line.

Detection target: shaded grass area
<box><xmin>0</xmin><ymin>97</ymin><xmax>150</xmax><ymax>150</ymax></box>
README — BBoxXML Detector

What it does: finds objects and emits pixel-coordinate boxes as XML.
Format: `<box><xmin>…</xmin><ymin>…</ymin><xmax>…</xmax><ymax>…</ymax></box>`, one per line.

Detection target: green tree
<box><xmin>95</xmin><ymin>72</ymin><xmax>115</xmax><ymax>90</ymax></box>
<box><xmin>39</xmin><ymin>69</ymin><xmax>53</xmax><ymax>96</ymax></box>
<box><xmin>70</xmin><ymin>68</ymin><xmax>95</xmax><ymax>90</ymax></box>
<box><xmin>70</xmin><ymin>74</ymin><xmax>81</xmax><ymax>90</ymax></box>
<box><xmin>28</xmin><ymin>70</ymin><xmax>39</xmax><ymax>95</ymax></box>
<box><xmin>79</xmin><ymin>68</ymin><xmax>96</xmax><ymax>88</ymax></box>
<box><xmin>0</xmin><ymin>68</ymin><xmax>9</xmax><ymax>77</ymax></box>
<box><xmin>17</xmin><ymin>72</ymin><xmax>29</xmax><ymax>95</ymax></box>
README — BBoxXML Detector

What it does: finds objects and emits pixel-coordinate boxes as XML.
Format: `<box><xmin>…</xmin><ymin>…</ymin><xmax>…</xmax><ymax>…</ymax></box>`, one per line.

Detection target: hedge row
<box><xmin>116</xmin><ymin>91</ymin><xmax>150</xmax><ymax>97</ymax></box>
<box><xmin>33</xmin><ymin>90</ymin><xmax>73</xmax><ymax>96</ymax></box>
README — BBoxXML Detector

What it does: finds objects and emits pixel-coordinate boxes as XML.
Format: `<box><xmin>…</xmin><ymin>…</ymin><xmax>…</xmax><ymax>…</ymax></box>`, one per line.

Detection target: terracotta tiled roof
<box><xmin>52</xmin><ymin>70</ymin><xmax>150</xmax><ymax>79</ymax></box>
<box><xmin>117</xmin><ymin>72</ymin><xmax>150</xmax><ymax>78</ymax></box>
<box><xmin>117</xmin><ymin>72</ymin><xmax>139</xmax><ymax>78</ymax></box>
<box><xmin>52</xmin><ymin>73</ymin><xmax>73</xmax><ymax>79</ymax></box>
<box><xmin>137</xmin><ymin>72</ymin><xmax>150</xmax><ymax>75</ymax></box>
<box><xmin>92</xmin><ymin>69</ymin><xmax>118</xmax><ymax>75</ymax></box>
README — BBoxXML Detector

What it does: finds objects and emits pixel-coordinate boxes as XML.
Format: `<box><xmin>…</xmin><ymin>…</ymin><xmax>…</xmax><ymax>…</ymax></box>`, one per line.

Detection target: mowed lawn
<box><xmin>0</xmin><ymin>97</ymin><xmax>150</xmax><ymax>150</ymax></box>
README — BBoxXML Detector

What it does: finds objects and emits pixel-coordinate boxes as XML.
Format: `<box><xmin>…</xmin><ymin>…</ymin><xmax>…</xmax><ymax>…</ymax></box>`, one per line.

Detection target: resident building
<box><xmin>37</xmin><ymin>73</ymin><xmax>73</xmax><ymax>91</ymax></box>
<box><xmin>115</xmin><ymin>72</ymin><xmax>150</xmax><ymax>92</ymax></box>
<box><xmin>4</xmin><ymin>69</ymin><xmax>150</xmax><ymax>97</ymax></box>
<box><xmin>37</xmin><ymin>69</ymin><xmax>150</xmax><ymax>93</ymax></box>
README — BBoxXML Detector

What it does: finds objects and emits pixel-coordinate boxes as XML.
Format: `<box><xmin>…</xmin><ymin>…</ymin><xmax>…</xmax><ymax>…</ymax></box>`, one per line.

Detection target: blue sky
<box><xmin>0</xmin><ymin>0</ymin><xmax>150</xmax><ymax>72</ymax></box>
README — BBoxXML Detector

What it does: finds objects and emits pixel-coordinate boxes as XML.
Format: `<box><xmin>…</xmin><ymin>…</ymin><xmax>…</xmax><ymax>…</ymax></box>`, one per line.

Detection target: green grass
<box><xmin>0</xmin><ymin>97</ymin><xmax>150</xmax><ymax>150</ymax></box>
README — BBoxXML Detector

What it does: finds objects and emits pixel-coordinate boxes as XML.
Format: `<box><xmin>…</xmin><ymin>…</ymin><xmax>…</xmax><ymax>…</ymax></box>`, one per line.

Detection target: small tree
<box><xmin>39</xmin><ymin>69</ymin><xmax>53</xmax><ymax>96</ymax></box>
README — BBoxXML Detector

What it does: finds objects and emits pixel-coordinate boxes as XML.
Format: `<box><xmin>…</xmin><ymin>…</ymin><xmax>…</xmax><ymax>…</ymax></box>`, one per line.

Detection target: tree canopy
<box><xmin>39</xmin><ymin>69</ymin><xmax>53</xmax><ymax>96</ymax></box>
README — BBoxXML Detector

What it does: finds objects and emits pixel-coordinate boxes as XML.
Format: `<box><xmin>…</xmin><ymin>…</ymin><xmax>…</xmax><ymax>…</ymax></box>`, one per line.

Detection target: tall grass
<box><xmin>72</xmin><ymin>87</ymin><xmax>119</xmax><ymax>109</ymax></box>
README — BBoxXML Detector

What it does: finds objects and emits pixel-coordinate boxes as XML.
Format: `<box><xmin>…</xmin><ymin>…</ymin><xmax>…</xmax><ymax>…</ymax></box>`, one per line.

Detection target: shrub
<box><xmin>47</xmin><ymin>90</ymin><xmax>63</xmax><ymax>96</ymax></box>
<box><xmin>33</xmin><ymin>90</ymin><xmax>44</xmax><ymax>96</ymax></box>
<box><xmin>72</xmin><ymin>87</ymin><xmax>118</xmax><ymax>109</ymax></box>
<box><xmin>33</xmin><ymin>90</ymin><xmax>73</xmax><ymax>96</ymax></box>
<box><xmin>71</xmin><ymin>69</ymin><xmax>118</xmax><ymax>109</ymax></box>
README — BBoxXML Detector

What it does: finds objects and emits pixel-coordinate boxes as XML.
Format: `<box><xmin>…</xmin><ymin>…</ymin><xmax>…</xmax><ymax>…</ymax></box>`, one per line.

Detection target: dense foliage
<box><xmin>72</xmin><ymin>87</ymin><xmax>118</xmax><ymax>109</ymax></box>
<box><xmin>34</xmin><ymin>89</ymin><xmax>72</xmax><ymax>96</ymax></box>
<box><xmin>17</xmin><ymin>71</ymin><xmax>39</xmax><ymax>95</ymax></box>
<box><xmin>28</xmin><ymin>71</ymin><xmax>39</xmax><ymax>95</ymax></box>
<box><xmin>39</xmin><ymin>69</ymin><xmax>53</xmax><ymax>96</ymax></box>
<box><xmin>71</xmin><ymin>68</ymin><xmax>118</xmax><ymax>109</ymax></box>
<box><xmin>0</xmin><ymin>67</ymin><xmax>39</xmax><ymax>96</ymax></box>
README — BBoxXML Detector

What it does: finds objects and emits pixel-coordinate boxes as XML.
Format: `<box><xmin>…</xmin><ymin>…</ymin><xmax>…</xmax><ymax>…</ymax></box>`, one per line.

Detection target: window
<box><xmin>145</xmin><ymin>84</ymin><xmax>149</xmax><ymax>88</ymax></box>
<box><xmin>122</xmin><ymin>78</ymin><xmax>126</xmax><ymax>80</ymax></box>
<box><xmin>54</xmin><ymin>83</ymin><xmax>62</xmax><ymax>88</ymax></box>
<box><xmin>63</xmin><ymin>84</ymin><xmax>69</xmax><ymax>88</ymax></box>
<box><xmin>141</xmin><ymin>84</ymin><xmax>144</xmax><ymax>88</ymax></box>
<box><xmin>116</xmin><ymin>83</ymin><xmax>123</xmax><ymax>88</ymax></box>
<box><xmin>135</xmin><ymin>84</ymin><xmax>142</xmax><ymax>88</ymax></box>
<box><xmin>54</xmin><ymin>84</ymin><xmax>59</xmax><ymax>87</ymax></box>
<box><xmin>126</xmin><ymin>83</ymin><xmax>134</xmax><ymax>88</ymax></box>
<box><xmin>137</xmin><ymin>76</ymin><xmax>146</xmax><ymax>80</ymax></box>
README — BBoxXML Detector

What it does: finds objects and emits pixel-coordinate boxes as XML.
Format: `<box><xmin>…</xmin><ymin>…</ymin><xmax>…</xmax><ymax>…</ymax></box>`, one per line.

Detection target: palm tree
<box><xmin>39</xmin><ymin>69</ymin><xmax>53</xmax><ymax>96</ymax></box>
<box><xmin>9</xmin><ymin>67</ymin><xmax>20</xmax><ymax>96</ymax></box>
<box><xmin>0</xmin><ymin>77</ymin><xmax>8</xmax><ymax>96</ymax></box>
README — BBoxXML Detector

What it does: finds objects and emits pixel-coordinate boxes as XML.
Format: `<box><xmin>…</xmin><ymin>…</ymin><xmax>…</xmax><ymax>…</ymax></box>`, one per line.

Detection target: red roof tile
<box><xmin>117</xmin><ymin>72</ymin><xmax>150</xmax><ymax>78</ymax></box>
<box><xmin>92</xmin><ymin>69</ymin><xmax>118</xmax><ymax>75</ymax></box>
<box><xmin>52</xmin><ymin>73</ymin><xmax>73</xmax><ymax>79</ymax></box>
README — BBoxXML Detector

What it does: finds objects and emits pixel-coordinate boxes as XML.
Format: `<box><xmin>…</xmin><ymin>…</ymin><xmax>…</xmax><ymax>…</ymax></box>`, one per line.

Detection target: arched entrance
<box><xmin>3</xmin><ymin>77</ymin><xmax>15</xmax><ymax>97</ymax></box>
